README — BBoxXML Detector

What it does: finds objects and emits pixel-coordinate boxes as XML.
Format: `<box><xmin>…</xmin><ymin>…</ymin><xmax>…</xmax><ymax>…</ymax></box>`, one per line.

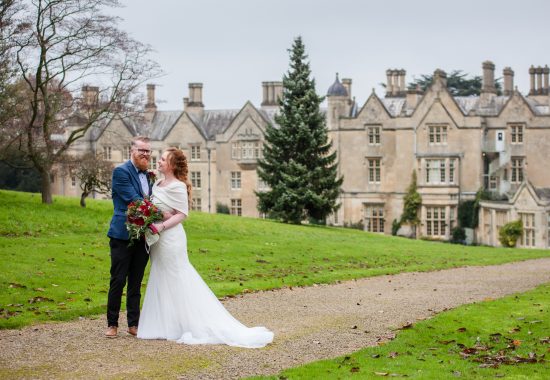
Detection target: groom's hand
<box><xmin>162</xmin><ymin>210</ymin><xmax>174</xmax><ymax>220</ymax></box>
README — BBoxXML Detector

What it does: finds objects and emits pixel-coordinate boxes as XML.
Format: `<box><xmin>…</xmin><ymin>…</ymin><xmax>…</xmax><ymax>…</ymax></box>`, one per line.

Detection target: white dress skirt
<box><xmin>137</xmin><ymin>180</ymin><xmax>273</xmax><ymax>348</ymax></box>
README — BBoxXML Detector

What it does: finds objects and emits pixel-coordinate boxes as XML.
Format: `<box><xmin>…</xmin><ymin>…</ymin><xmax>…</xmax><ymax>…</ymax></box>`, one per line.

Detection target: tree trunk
<box><xmin>80</xmin><ymin>192</ymin><xmax>88</xmax><ymax>208</ymax></box>
<box><xmin>40</xmin><ymin>169</ymin><xmax>53</xmax><ymax>204</ymax></box>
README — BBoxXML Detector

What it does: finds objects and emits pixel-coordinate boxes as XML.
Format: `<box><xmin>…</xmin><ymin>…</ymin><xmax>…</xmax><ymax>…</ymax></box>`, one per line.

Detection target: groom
<box><xmin>105</xmin><ymin>136</ymin><xmax>153</xmax><ymax>338</ymax></box>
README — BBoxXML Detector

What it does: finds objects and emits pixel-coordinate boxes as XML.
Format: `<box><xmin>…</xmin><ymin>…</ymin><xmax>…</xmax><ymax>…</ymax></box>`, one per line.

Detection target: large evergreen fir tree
<box><xmin>256</xmin><ymin>37</ymin><xmax>342</xmax><ymax>224</ymax></box>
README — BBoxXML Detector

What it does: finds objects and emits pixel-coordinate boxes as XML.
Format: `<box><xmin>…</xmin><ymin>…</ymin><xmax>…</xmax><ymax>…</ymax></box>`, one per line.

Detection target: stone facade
<box><xmin>52</xmin><ymin>62</ymin><xmax>550</xmax><ymax>248</ymax></box>
<box><xmin>52</xmin><ymin>83</ymin><xmax>279</xmax><ymax>218</ymax></box>
<box><xmin>326</xmin><ymin>62</ymin><xmax>550</xmax><ymax>248</ymax></box>
<box><xmin>478</xmin><ymin>182</ymin><xmax>550</xmax><ymax>249</ymax></box>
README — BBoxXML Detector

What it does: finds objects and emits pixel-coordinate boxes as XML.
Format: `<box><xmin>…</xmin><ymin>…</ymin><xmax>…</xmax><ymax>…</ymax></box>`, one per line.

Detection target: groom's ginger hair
<box><xmin>166</xmin><ymin>147</ymin><xmax>192</xmax><ymax>208</ymax></box>
<box><xmin>131</xmin><ymin>136</ymin><xmax>150</xmax><ymax>146</ymax></box>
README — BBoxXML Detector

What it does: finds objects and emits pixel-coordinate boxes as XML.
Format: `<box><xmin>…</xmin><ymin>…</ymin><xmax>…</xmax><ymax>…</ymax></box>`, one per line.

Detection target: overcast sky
<box><xmin>115</xmin><ymin>0</ymin><xmax>549</xmax><ymax>110</ymax></box>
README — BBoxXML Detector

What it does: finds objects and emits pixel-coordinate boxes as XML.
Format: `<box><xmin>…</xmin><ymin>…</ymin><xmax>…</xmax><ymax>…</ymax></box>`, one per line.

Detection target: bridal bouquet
<box><xmin>126</xmin><ymin>197</ymin><xmax>163</xmax><ymax>247</ymax></box>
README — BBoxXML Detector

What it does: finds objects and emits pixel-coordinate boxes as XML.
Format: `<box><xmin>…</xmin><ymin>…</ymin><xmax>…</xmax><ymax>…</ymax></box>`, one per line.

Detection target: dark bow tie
<box><xmin>138</xmin><ymin>170</ymin><xmax>148</xmax><ymax>175</ymax></box>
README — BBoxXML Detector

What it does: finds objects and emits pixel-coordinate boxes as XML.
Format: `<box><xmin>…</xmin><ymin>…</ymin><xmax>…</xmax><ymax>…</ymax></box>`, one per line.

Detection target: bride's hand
<box><xmin>150</xmin><ymin>222</ymin><xmax>166</xmax><ymax>234</ymax></box>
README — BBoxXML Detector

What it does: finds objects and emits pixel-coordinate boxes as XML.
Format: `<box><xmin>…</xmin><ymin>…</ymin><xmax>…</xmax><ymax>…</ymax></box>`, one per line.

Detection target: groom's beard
<box><xmin>132</xmin><ymin>156</ymin><xmax>150</xmax><ymax>171</ymax></box>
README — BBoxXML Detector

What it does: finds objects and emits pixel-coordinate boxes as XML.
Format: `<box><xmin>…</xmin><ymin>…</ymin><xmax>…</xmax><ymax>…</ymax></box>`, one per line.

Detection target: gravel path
<box><xmin>1</xmin><ymin>258</ymin><xmax>549</xmax><ymax>380</ymax></box>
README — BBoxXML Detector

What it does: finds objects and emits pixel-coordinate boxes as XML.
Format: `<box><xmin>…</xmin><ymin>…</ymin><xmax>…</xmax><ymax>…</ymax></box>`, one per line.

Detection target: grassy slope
<box><xmin>248</xmin><ymin>284</ymin><xmax>550</xmax><ymax>379</ymax></box>
<box><xmin>1</xmin><ymin>190</ymin><xmax>549</xmax><ymax>329</ymax></box>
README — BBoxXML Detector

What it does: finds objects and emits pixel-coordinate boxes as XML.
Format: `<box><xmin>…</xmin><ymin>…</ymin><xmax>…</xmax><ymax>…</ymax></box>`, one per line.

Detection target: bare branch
<box><xmin>4</xmin><ymin>0</ymin><xmax>162</xmax><ymax>203</ymax></box>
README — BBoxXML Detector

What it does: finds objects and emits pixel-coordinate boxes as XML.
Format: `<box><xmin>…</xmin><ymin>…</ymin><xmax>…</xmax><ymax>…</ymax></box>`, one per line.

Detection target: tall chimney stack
<box><xmin>261</xmin><ymin>81</ymin><xmax>283</xmax><ymax>107</ymax></box>
<box><xmin>529</xmin><ymin>65</ymin><xmax>536</xmax><ymax>95</ymax></box>
<box><xmin>188</xmin><ymin>83</ymin><xmax>204</xmax><ymax>106</ymax></box>
<box><xmin>398</xmin><ymin>69</ymin><xmax>406</xmax><ymax>97</ymax></box>
<box><xmin>185</xmin><ymin>83</ymin><xmax>204</xmax><ymax>117</ymax></box>
<box><xmin>261</xmin><ymin>82</ymin><xmax>269</xmax><ymax>106</ymax></box>
<box><xmin>386</xmin><ymin>69</ymin><xmax>393</xmax><ymax>97</ymax></box>
<box><xmin>81</xmin><ymin>85</ymin><xmax>99</xmax><ymax>108</ymax></box>
<box><xmin>544</xmin><ymin>65</ymin><xmax>549</xmax><ymax>95</ymax></box>
<box><xmin>145</xmin><ymin>84</ymin><xmax>157</xmax><ymax>113</ymax></box>
<box><xmin>342</xmin><ymin>78</ymin><xmax>352</xmax><ymax>99</ymax></box>
<box><xmin>536</xmin><ymin>66</ymin><xmax>543</xmax><ymax>95</ymax></box>
<box><xmin>503</xmin><ymin>67</ymin><xmax>514</xmax><ymax>96</ymax></box>
<box><xmin>273</xmin><ymin>81</ymin><xmax>283</xmax><ymax>104</ymax></box>
<box><xmin>481</xmin><ymin>61</ymin><xmax>496</xmax><ymax>94</ymax></box>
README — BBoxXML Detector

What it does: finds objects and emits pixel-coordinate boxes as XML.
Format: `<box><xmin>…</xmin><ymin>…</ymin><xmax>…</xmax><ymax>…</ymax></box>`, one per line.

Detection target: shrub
<box><xmin>498</xmin><ymin>220</ymin><xmax>523</xmax><ymax>247</ymax></box>
<box><xmin>458</xmin><ymin>188</ymin><xmax>493</xmax><ymax>229</ymax></box>
<box><xmin>458</xmin><ymin>200</ymin><xmax>476</xmax><ymax>228</ymax></box>
<box><xmin>451</xmin><ymin>226</ymin><xmax>466</xmax><ymax>244</ymax></box>
<box><xmin>391</xmin><ymin>219</ymin><xmax>401</xmax><ymax>236</ymax></box>
<box><xmin>216</xmin><ymin>202</ymin><xmax>230</xmax><ymax>214</ymax></box>
<box><xmin>401</xmin><ymin>171</ymin><xmax>421</xmax><ymax>226</ymax></box>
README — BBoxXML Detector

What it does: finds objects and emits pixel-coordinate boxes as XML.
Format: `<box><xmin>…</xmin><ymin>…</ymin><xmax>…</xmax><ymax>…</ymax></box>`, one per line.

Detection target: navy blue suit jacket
<box><xmin>107</xmin><ymin>160</ymin><xmax>153</xmax><ymax>240</ymax></box>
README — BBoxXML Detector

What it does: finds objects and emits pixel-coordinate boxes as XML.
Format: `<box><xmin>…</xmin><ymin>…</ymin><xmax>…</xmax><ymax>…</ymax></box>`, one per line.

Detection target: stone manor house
<box><xmin>52</xmin><ymin>61</ymin><xmax>550</xmax><ymax>249</ymax></box>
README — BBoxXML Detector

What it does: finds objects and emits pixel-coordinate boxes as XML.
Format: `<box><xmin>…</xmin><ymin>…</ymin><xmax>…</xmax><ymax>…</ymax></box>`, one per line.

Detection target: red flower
<box><xmin>125</xmin><ymin>196</ymin><xmax>163</xmax><ymax>246</ymax></box>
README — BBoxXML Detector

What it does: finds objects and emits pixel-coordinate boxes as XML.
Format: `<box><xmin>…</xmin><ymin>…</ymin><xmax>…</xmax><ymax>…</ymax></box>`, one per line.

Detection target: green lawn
<box><xmin>248</xmin><ymin>284</ymin><xmax>550</xmax><ymax>380</ymax></box>
<box><xmin>1</xmin><ymin>189</ymin><xmax>549</xmax><ymax>329</ymax></box>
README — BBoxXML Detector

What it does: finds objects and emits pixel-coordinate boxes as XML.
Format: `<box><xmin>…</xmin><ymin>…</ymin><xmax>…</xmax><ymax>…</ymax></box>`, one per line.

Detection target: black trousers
<box><xmin>107</xmin><ymin>238</ymin><xmax>149</xmax><ymax>327</ymax></box>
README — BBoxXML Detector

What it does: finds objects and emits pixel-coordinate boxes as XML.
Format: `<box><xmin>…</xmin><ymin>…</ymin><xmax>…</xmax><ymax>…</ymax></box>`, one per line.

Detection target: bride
<box><xmin>137</xmin><ymin>147</ymin><xmax>273</xmax><ymax>348</ymax></box>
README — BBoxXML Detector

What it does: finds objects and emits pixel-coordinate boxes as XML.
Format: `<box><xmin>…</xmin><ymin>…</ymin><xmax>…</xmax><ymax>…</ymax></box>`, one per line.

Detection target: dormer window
<box><xmin>511</xmin><ymin>157</ymin><xmax>524</xmax><ymax>183</ymax></box>
<box><xmin>231</xmin><ymin>140</ymin><xmax>262</xmax><ymax>163</ymax></box>
<box><xmin>428</xmin><ymin>125</ymin><xmax>447</xmax><ymax>145</ymax></box>
<box><xmin>103</xmin><ymin>146</ymin><xmax>112</xmax><ymax>160</ymax></box>
<box><xmin>368</xmin><ymin>126</ymin><xmax>381</xmax><ymax>145</ymax></box>
<box><xmin>510</xmin><ymin>124</ymin><xmax>523</xmax><ymax>144</ymax></box>
<box><xmin>123</xmin><ymin>146</ymin><xmax>131</xmax><ymax>160</ymax></box>
<box><xmin>191</xmin><ymin>145</ymin><xmax>201</xmax><ymax>160</ymax></box>
<box><xmin>231</xmin><ymin>142</ymin><xmax>240</xmax><ymax>159</ymax></box>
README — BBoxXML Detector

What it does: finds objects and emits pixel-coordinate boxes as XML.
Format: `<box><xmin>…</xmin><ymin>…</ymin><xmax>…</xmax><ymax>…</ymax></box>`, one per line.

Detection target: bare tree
<box><xmin>7</xmin><ymin>0</ymin><xmax>161</xmax><ymax>203</ymax></box>
<box><xmin>0</xmin><ymin>0</ymin><xmax>21</xmax><ymax>128</ymax></box>
<box><xmin>65</xmin><ymin>152</ymin><xmax>113</xmax><ymax>207</ymax></box>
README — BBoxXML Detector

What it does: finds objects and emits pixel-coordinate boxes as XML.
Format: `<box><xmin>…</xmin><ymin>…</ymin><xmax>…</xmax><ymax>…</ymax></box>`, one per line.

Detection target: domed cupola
<box><xmin>327</xmin><ymin>73</ymin><xmax>348</xmax><ymax>97</ymax></box>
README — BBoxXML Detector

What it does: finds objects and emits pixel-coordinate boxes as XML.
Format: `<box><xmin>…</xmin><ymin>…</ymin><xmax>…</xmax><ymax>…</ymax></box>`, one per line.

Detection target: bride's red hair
<box><xmin>166</xmin><ymin>147</ymin><xmax>192</xmax><ymax>208</ymax></box>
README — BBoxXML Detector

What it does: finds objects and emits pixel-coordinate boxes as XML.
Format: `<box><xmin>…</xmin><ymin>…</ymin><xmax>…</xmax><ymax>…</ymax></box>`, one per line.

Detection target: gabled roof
<box><xmin>380</xmin><ymin>98</ymin><xmax>406</xmax><ymax>117</ymax></box>
<box><xmin>356</xmin><ymin>91</ymin><xmax>393</xmax><ymax>119</ymax></box>
<box><xmin>90</xmin><ymin>115</ymin><xmax>133</xmax><ymax>141</ymax></box>
<box><xmin>187</xmin><ymin>109</ymin><xmax>241</xmax><ymax>139</ymax></box>
<box><xmin>524</xmin><ymin>97</ymin><xmax>550</xmax><ymax>116</ymax></box>
<box><xmin>258</xmin><ymin>107</ymin><xmax>279</xmax><ymax>125</ymax></box>
<box><xmin>148</xmin><ymin>111</ymin><xmax>183</xmax><ymax>140</ymax></box>
<box><xmin>534</xmin><ymin>187</ymin><xmax>550</xmax><ymax>202</ymax></box>
<box><xmin>509</xmin><ymin>180</ymin><xmax>550</xmax><ymax>207</ymax></box>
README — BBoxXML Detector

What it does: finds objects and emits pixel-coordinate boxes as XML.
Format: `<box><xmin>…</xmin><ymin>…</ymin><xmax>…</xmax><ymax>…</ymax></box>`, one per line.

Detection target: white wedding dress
<box><xmin>137</xmin><ymin>180</ymin><xmax>273</xmax><ymax>348</ymax></box>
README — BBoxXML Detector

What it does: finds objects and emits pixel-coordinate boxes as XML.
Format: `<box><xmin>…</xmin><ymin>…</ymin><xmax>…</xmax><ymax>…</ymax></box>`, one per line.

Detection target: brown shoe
<box><xmin>105</xmin><ymin>326</ymin><xmax>118</xmax><ymax>338</ymax></box>
<box><xmin>127</xmin><ymin>326</ymin><xmax>138</xmax><ymax>336</ymax></box>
